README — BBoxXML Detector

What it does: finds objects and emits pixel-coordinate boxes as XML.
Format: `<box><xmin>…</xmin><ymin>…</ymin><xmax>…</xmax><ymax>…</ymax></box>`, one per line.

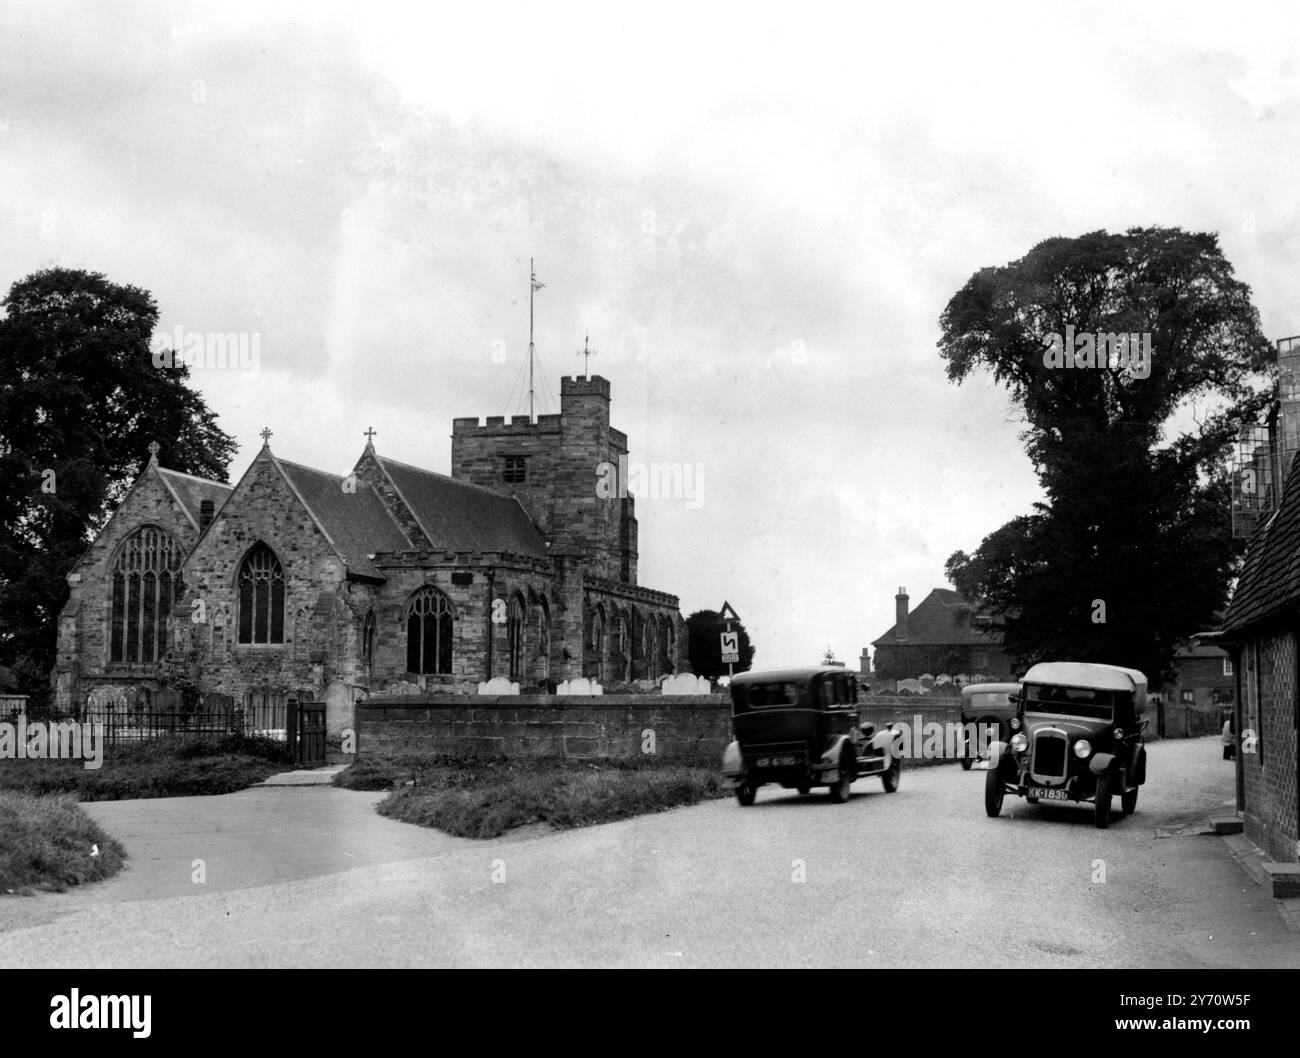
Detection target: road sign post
<box><xmin>719</xmin><ymin>600</ymin><xmax>741</xmax><ymax>677</ymax></box>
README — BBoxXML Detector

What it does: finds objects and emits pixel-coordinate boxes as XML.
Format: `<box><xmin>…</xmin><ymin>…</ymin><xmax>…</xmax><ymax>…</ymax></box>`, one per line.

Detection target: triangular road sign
<box><xmin>719</xmin><ymin>600</ymin><xmax>740</xmax><ymax>623</ymax></box>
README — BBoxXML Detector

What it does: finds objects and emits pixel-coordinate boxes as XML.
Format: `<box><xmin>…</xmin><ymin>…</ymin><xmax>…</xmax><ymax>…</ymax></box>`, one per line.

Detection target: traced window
<box><xmin>507</xmin><ymin>594</ymin><xmax>525</xmax><ymax>681</ymax></box>
<box><xmin>535</xmin><ymin>596</ymin><xmax>550</xmax><ymax>680</ymax></box>
<box><xmin>237</xmin><ymin>543</ymin><xmax>285</xmax><ymax>644</ymax></box>
<box><xmin>1222</xmin><ymin>657</ymin><xmax>1233</xmax><ymax>677</ymax></box>
<box><xmin>110</xmin><ymin>527</ymin><xmax>185</xmax><ymax>663</ymax></box>
<box><xmin>361</xmin><ymin>609</ymin><xmax>375</xmax><ymax>669</ymax></box>
<box><xmin>1180</xmin><ymin>689</ymin><xmax>1195</xmax><ymax>704</ymax></box>
<box><xmin>406</xmin><ymin>587</ymin><xmax>453</xmax><ymax>675</ymax></box>
<box><xmin>503</xmin><ymin>455</ymin><xmax>527</xmax><ymax>484</ymax></box>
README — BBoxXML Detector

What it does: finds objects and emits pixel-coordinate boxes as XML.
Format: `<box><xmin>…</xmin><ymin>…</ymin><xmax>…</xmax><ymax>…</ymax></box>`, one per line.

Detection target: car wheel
<box><xmin>1121</xmin><ymin>783</ymin><xmax>1138</xmax><ymax>815</ymax></box>
<box><xmin>984</xmin><ymin>763</ymin><xmax>1004</xmax><ymax>817</ymax></box>
<box><xmin>1094</xmin><ymin>773</ymin><xmax>1112</xmax><ymax>829</ymax></box>
<box><xmin>828</xmin><ymin>754</ymin><xmax>853</xmax><ymax>803</ymax></box>
<box><xmin>882</xmin><ymin>755</ymin><xmax>901</xmax><ymax>793</ymax></box>
<box><xmin>735</xmin><ymin>782</ymin><xmax>756</xmax><ymax>807</ymax></box>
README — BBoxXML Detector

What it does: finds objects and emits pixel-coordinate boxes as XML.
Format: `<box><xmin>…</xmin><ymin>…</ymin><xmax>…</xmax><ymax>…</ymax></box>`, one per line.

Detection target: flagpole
<box><xmin>528</xmin><ymin>258</ymin><xmax>536</xmax><ymax>424</ymax></box>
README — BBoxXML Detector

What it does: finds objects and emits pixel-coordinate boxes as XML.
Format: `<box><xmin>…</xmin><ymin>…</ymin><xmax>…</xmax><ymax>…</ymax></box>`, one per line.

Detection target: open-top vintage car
<box><xmin>721</xmin><ymin>667</ymin><xmax>903</xmax><ymax>805</ymax></box>
<box><xmin>984</xmin><ymin>661</ymin><xmax>1148</xmax><ymax>829</ymax></box>
<box><xmin>959</xmin><ymin>682</ymin><xmax>1022</xmax><ymax>770</ymax></box>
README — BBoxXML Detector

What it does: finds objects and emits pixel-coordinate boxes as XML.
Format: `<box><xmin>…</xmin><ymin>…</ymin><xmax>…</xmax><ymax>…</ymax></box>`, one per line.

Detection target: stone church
<box><xmin>52</xmin><ymin>374</ymin><xmax>688</xmax><ymax>731</ymax></box>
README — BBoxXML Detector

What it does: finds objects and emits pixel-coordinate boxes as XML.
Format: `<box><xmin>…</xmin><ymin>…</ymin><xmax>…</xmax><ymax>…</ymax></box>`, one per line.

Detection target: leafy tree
<box><xmin>0</xmin><ymin>268</ymin><xmax>237</xmax><ymax>707</ymax></box>
<box><xmin>939</xmin><ymin>228</ymin><xmax>1273</xmax><ymax>685</ymax></box>
<box><xmin>821</xmin><ymin>645</ymin><xmax>837</xmax><ymax>666</ymax></box>
<box><xmin>686</xmin><ymin>609</ymin><xmax>755</xmax><ymax>678</ymax></box>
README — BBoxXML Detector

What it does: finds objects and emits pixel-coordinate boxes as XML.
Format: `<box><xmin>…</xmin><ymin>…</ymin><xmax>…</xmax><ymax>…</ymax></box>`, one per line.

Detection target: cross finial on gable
<box><xmin>364</xmin><ymin>427</ymin><xmax>377</xmax><ymax>444</ymax></box>
<box><xmin>259</xmin><ymin>427</ymin><xmax>273</xmax><ymax>447</ymax></box>
<box><xmin>147</xmin><ymin>440</ymin><xmax>160</xmax><ymax>464</ymax></box>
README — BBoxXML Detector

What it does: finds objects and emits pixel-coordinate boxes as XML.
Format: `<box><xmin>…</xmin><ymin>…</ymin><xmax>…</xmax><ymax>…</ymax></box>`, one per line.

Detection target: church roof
<box><xmin>871</xmin><ymin>588</ymin><xmax>1005</xmax><ymax>647</ymax></box>
<box><xmin>156</xmin><ymin>467</ymin><xmax>233</xmax><ymax>530</ymax></box>
<box><xmin>276</xmin><ymin>459</ymin><xmax>411</xmax><ymax>579</ymax></box>
<box><xmin>374</xmin><ymin>454</ymin><xmax>549</xmax><ymax>559</ymax></box>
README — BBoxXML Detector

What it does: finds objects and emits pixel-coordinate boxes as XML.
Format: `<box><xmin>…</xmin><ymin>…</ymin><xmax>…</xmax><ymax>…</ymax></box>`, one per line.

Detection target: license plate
<box><xmin>756</xmin><ymin>755</ymin><xmax>798</xmax><ymax>768</ymax></box>
<box><xmin>1031</xmin><ymin>785</ymin><xmax>1070</xmax><ymax>801</ymax></box>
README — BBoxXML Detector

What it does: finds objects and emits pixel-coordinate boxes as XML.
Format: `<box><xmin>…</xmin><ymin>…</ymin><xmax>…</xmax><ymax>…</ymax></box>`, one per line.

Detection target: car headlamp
<box><xmin>1113</xmin><ymin>727</ymin><xmax>1124</xmax><ymax>740</ymax></box>
<box><xmin>1073</xmin><ymin>739</ymin><xmax>1092</xmax><ymax>758</ymax></box>
<box><xmin>1009</xmin><ymin>717</ymin><xmax>1021</xmax><ymax>730</ymax></box>
<box><xmin>1010</xmin><ymin>732</ymin><xmax>1028</xmax><ymax>753</ymax></box>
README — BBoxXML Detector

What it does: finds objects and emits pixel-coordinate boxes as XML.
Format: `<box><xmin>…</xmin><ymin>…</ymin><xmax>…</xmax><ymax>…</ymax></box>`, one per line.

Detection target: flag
<box><xmin>532</xmin><ymin>277</ymin><xmax>545</xmax><ymax>291</ymax></box>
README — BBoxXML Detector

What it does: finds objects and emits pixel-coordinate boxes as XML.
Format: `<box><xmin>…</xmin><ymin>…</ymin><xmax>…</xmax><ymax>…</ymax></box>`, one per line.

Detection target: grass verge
<box><xmin>0</xmin><ymin>734</ymin><xmax>293</xmax><ymax>800</ymax></box>
<box><xmin>335</xmin><ymin>754</ymin><xmax>727</xmax><ymax>839</ymax></box>
<box><xmin>0</xmin><ymin>792</ymin><xmax>127</xmax><ymax>894</ymax></box>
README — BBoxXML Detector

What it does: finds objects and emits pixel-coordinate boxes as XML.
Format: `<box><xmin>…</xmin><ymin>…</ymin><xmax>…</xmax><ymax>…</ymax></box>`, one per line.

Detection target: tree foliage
<box><xmin>686</xmin><ymin>609</ymin><xmax>755</xmax><ymax>679</ymax></box>
<box><xmin>939</xmin><ymin>228</ymin><xmax>1273</xmax><ymax>684</ymax></box>
<box><xmin>0</xmin><ymin>268</ymin><xmax>237</xmax><ymax>705</ymax></box>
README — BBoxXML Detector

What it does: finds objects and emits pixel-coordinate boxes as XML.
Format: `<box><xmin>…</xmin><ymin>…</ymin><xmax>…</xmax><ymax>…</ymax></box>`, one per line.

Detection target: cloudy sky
<box><xmin>3</xmin><ymin>0</ymin><xmax>1300</xmax><ymax>668</ymax></box>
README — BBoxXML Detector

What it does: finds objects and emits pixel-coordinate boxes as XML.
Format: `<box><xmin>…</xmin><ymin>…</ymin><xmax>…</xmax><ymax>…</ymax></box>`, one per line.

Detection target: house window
<box><xmin>503</xmin><ymin>456</ymin><xmax>527</xmax><ymax>484</ymax></box>
<box><xmin>1180</xmin><ymin>690</ymin><xmax>1195</xmax><ymax>704</ymax></box>
<box><xmin>1223</xmin><ymin>657</ymin><xmax>1233</xmax><ymax>677</ymax></box>
<box><xmin>406</xmin><ymin>587</ymin><xmax>453</xmax><ymax>675</ymax></box>
<box><xmin>237</xmin><ymin>543</ymin><xmax>285</xmax><ymax>644</ymax></box>
<box><xmin>109</xmin><ymin>526</ymin><xmax>184</xmax><ymax>663</ymax></box>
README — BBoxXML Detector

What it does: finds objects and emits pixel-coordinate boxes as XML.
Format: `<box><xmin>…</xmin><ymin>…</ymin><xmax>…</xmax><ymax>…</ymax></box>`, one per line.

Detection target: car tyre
<box><xmin>1120</xmin><ymin>782</ymin><xmax>1138</xmax><ymax>815</ymax></box>
<box><xmin>882</xmin><ymin>755</ymin><xmax>901</xmax><ymax>793</ymax></box>
<box><xmin>1094</xmin><ymin>773</ymin><xmax>1112</xmax><ymax>829</ymax></box>
<box><xmin>828</xmin><ymin>754</ymin><xmax>853</xmax><ymax>803</ymax></box>
<box><xmin>984</xmin><ymin>763</ymin><xmax>1004</xmax><ymax>817</ymax></box>
<box><xmin>735</xmin><ymin>782</ymin><xmax>756</xmax><ymax>807</ymax></box>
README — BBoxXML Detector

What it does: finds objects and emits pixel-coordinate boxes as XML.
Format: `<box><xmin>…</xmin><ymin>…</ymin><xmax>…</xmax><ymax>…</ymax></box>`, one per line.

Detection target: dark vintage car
<box><xmin>959</xmin><ymin>682</ymin><xmax>1022</xmax><ymax>770</ymax></box>
<box><xmin>721</xmin><ymin>667</ymin><xmax>902</xmax><ymax>805</ymax></box>
<box><xmin>984</xmin><ymin>661</ymin><xmax>1148</xmax><ymax>829</ymax></box>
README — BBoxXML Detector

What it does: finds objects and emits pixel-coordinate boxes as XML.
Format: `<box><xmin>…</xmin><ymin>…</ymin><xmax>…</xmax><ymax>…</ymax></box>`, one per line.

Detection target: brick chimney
<box><xmin>1278</xmin><ymin>337</ymin><xmax>1300</xmax><ymax>490</ymax></box>
<box><xmin>199</xmin><ymin>499</ymin><xmax>214</xmax><ymax>532</ymax></box>
<box><xmin>895</xmin><ymin>587</ymin><xmax>909</xmax><ymax>640</ymax></box>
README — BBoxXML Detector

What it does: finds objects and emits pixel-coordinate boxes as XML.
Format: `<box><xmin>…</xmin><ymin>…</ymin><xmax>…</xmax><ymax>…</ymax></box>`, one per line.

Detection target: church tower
<box><xmin>450</xmin><ymin>373</ymin><xmax>638</xmax><ymax>583</ymax></box>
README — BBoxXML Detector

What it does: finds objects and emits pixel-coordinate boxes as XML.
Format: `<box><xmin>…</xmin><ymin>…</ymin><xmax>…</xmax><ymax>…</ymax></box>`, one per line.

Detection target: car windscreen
<box><xmin>966</xmin><ymin>691</ymin><xmax>1013</xmax><ymax>712</ymax></box>
<box><xmin>1022</xmin><ymin>683</ymin><xmax>1114</xmax><ymax>720</ymax></box>
<box><xmin>735</xmin><ymin>681</ymin><xmax>806</xmax><ymax>709</ymax></box>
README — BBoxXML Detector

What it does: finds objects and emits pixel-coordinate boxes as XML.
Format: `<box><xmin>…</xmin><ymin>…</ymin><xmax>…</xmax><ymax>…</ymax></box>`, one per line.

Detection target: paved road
<box><xmin>1</xmin><ymin>737</ymin><xmax>1297</xmax><ymax>967</ymax></box>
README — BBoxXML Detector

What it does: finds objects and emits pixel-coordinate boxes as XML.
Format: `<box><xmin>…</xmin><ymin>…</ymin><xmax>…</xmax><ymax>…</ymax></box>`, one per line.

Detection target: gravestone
<box><xmin>557</xmin><ymin>677</ymin><xmax>603</xmax><ymax>696</ymax></box>
<box><xmin>661</xmin><ymin>673</ymin><xmax>711</xmax><ymax>695</ymax></box>
<box><xmin>478</xmin><ymin>677</ymin><xmax>520</xmax><ymax>696</ymax></box>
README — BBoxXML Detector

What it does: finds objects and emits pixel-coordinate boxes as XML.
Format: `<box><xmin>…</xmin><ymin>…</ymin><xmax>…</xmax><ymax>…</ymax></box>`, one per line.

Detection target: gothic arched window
<box><xmin>109</xmin><ymin>526</ymin><xmax>184</xmax><ymax>663</ymax></box>
<box><xmin>361</xmin><ymin>609</ymin><xmax>375</xmax><ymax>671</ymax></box>
<box><xmin>237</xmin><ymin>543</ymin><xmax>285</xmax><ymax>644</ymax></box>
<box><xmin>643</xmin><ymin>615</ymin><xmax>658</xmax><ymax>680</ymax></box>
<box><xmin>406</xmin><ymin>587</ymin><xmax>453</xmax><ymax>675</ymax></box>
<box><xmin>507</xmin><ymin>593</ymin><xmax>526</xmax><ymax>680</ymax></box>
<box><xmin>535</xmin><ymin>596</ymin><xmax>550</xmax><ymax>681</ymax></box>
<box><xmin>591</xmin><ymin>605</ymin><xmax>606</xmax><ymax>682</ymax></box>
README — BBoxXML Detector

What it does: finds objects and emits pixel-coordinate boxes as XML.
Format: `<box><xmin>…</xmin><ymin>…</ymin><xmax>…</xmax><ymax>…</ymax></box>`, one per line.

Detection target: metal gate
<box><xmin>286</xmin><ymin>695</ymin><xmax>327</xmax><ymax>767</ymax></box>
